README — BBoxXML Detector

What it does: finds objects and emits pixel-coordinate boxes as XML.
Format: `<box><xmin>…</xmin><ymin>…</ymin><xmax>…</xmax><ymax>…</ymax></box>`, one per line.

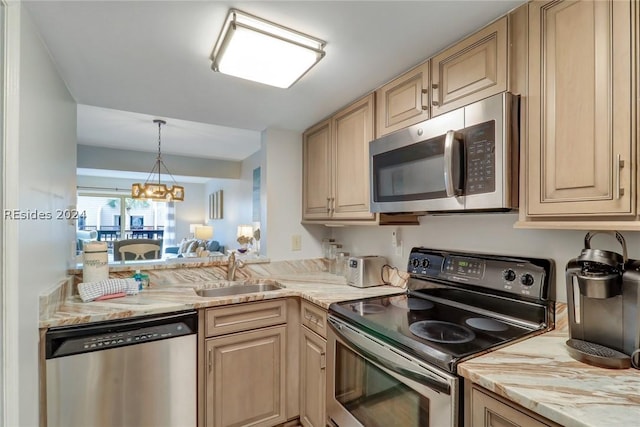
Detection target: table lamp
<box><xmin>195</xmin><ymin>225</ymin><xmax>214</xmax><ymax>240</ymax></box>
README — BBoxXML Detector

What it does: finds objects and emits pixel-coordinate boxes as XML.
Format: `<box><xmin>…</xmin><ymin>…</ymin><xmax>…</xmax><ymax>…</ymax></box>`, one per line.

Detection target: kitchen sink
<box><xmin>195</xmin><ymin>282</ymin><xmax>283</xmax><ymax>298</ymax></box>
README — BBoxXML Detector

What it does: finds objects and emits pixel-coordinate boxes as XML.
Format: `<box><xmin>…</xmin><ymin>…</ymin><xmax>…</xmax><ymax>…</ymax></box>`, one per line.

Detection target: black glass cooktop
<box><xmin>329</xmin><ymin>292</ymin><xmax>538</xmax><ymax>373</ymax></box>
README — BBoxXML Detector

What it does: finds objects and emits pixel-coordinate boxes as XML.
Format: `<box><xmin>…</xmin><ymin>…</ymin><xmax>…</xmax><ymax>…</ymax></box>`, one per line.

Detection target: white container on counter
<box><xmin>83</xmin><ymin>241</ymin><xmax>109</xmax><ymax>283</ymax></box>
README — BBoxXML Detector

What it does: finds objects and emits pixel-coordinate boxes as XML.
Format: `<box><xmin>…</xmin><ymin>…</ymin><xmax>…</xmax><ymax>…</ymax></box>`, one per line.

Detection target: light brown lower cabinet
<box><xmin>300</xmin><ymin>326</ymin><xmax>327</xmax><ymax>427</ymax></box>
<box><xmin>205</xmin><ymin>325</ymin><xmax>287</xmax><ymax>427</ymax></box>
<box><xmin>202</xmin><ymin>300</ymin><xmax>291</xmax><ymax>427</ymax></box>
<box><xmin>467</xmin><ymin>382</ymin><xmax>560</xmax><ymax>427</ymax></box>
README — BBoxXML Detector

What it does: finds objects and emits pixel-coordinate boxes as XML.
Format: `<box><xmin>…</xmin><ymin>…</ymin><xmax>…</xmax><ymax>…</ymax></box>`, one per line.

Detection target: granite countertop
<box><xmin>42</xmin><ymin>265</ymin><xmax>640</xmax><ymax>427</ymax></box>
<box><xmin>458</xmin><ymin>304</ymin><xmax>640</xmax><ymax>427</ymax></box>
<box><xmin>40</xmin><ymin>271</ymin><xmax>406</xmax><ymax>329</ymax></box>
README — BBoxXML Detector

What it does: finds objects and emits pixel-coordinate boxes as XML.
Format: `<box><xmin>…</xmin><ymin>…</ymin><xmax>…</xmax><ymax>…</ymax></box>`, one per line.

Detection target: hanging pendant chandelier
<box><xmin>131</xmin><ymin>119</ymin><xmax>185</xmax><ymax>202</ymax></box>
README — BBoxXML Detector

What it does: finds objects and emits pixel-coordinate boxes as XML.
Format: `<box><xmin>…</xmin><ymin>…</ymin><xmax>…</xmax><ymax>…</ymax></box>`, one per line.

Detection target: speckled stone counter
<box><xmin>458</xmin><ymin>304</ymin><xmax>640</xmax><ymax>427</ymax></box>
<box><xmin>40</xmin><ymin>258</ymin><xmax>407</xmax><ymax>329</ymax></box>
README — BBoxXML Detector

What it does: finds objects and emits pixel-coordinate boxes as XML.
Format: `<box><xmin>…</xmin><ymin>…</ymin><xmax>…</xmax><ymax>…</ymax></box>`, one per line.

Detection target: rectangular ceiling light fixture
<box><xmin>210</xmin><ymin>9</ymin><xmax>326</xmax><ymax>89</ymax></box>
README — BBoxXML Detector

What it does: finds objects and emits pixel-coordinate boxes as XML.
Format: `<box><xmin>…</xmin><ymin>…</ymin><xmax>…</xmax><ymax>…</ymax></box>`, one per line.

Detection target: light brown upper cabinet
<box><xmin>302</xmin><ymin>94</ymin><xmax>376</xmax><ymax>222</ymax></box>
<box><xmin>375</xmin><ymin>61</ymin><xmax>430</xmax><ymax>138</ymax></box>
<box><xmin>302</xmin><ymin>119</ymin><xmax>333</xmax><ymax>220</ymax></box>
<box><xmin>525</xmin><ymin>0</ymin><xmax>636</xmax><ymax>221</ymax></box>
<box><xmin>431</xmin><ymin>16</ymin><xmax>508</xmax><ymax>117</ymax></box>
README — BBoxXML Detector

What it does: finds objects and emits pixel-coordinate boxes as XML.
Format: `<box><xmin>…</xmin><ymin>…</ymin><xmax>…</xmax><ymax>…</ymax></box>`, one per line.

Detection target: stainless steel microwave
<box><xmin>370</xmin><ymin>92</ymin><xmax>519</xmax><ymax>213</ymax></box>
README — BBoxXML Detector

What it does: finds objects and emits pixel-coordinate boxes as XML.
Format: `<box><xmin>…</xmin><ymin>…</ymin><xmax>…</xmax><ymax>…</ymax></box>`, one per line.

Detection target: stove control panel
<box><xmin>408</xmin><ymin>248</ymin><xmax>552</xmax><ymax>301</ymax></box>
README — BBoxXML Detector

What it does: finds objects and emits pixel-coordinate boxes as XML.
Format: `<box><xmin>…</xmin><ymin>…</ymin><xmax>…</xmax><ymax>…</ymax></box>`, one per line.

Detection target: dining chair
<box><xmin>113</xmin><ymin>239</ymin><xmax>163</xmax><ymax>261</ymax></box>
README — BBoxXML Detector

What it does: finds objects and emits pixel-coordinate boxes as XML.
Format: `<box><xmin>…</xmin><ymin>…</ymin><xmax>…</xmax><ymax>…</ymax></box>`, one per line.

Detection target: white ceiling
<box><xmin>25</xmin><ymin>0</ymin><xmax>525</xmax><ymax>161</ymax></box>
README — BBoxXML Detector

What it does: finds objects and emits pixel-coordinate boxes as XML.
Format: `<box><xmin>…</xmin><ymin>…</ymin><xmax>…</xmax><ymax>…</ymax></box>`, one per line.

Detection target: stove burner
<box><xmin>349</xmin><ymin>302</ymin><xmax>387</xmax><ymax>315</ymax></box>
<box><xmin>390</xmin><ymin>297</ymin><xmax>434</xmax><ymax>311</ymax></box>
<box><xmin>409</xmin><ymin>320</ymin><xmax>476</xmax><ymax>344</ymax></box>
<box><xmin>465</xmin><ymin>317</ymin><xmax>509</xmax><ymax>332</ymax></box>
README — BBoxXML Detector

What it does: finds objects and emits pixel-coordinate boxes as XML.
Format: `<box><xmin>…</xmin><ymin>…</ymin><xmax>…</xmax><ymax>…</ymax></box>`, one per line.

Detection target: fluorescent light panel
<box><xmin>211</xmin><ymin>9</ymin><xmax>325</xmax><ymax>88</ymax></box>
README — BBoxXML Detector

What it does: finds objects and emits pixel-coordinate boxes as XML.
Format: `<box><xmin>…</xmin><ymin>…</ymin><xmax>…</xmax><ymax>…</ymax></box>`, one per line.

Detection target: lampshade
<box><xmin>210</xmin><ymin>9</ymin><xmax>326</xmax><ymax>88</ymax></box>
<box><xmin>194</xmin><ymin>225</ymin><xmax>214</xmax><ymax>240</ymax></box>
<box><xmin>237</xmin><ymin>225</ymin><xmax>253</xmax><ymax>239</ymax></box>
<box><xmin>189</xmin><ymin>224</ymin><xmax>201</xmax><ymax>234</ymax></box>
<box><xmin>131</xmin><ymin>120</ymin><xmax>185</xmax><ymax>202</ymax></box>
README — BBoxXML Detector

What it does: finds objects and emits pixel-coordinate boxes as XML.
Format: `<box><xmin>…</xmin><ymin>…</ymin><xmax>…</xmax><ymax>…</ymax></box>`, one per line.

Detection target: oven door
<box><xmin>327</xmin><ymin>316</ymin><xmax>459</xmax><ymax>427</ymax></box>
<box><xmin>369</xmin><ymin>108</ymin><xmax>465</xmax><ymax>213</ymax></box>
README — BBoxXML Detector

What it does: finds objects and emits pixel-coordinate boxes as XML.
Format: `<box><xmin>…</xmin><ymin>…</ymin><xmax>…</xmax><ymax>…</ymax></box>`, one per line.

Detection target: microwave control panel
<box><xmin>465</xmin><ymin>120</ymin><xmax>496</xmax><ymax>195</ymax></box>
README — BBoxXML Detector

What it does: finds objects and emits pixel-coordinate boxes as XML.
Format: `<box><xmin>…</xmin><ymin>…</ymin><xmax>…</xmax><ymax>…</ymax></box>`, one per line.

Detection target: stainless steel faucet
<box><xmin>226</xmin><ymin>252</ymin><xmax>245</xmax><ymax>281</ymax></box>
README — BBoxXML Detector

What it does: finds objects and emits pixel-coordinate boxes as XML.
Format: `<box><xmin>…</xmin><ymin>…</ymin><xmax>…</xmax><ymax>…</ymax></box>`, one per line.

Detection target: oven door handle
<box><xmin>328</xmin><ymin>318</ymin><xmax>451</xmax><ymax>395</ymax></box>
<box><xmin>444</xmin><ymin>130</ymin><xmax>463</xmax><ymax>197</ymax></box>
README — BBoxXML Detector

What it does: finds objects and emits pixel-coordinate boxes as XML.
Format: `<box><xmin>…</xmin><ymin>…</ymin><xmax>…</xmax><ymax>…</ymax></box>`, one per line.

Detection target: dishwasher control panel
<box><xmin>80</xmin><ymin>322</ymin><xmax>188</xmax><ymax>351</ymax></box>
<box><xmin>46</xmin><ymin>311</ymin><xmax>198</xmax><ymax>359</ymax></box>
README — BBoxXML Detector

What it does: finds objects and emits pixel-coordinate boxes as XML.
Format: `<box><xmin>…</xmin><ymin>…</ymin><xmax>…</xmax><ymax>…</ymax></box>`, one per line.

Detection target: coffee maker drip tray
<box><xmin>566</xmin><ymin>339</ymin><xmax>631</xmax><ymax>369</ymax></box>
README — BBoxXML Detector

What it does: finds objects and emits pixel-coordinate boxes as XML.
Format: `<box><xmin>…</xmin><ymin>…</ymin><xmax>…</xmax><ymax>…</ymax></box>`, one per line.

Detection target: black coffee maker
<box><xmin>565</xmin><ymin>231</ymin><xmax>640</xmax><ymax>369</ymax></box>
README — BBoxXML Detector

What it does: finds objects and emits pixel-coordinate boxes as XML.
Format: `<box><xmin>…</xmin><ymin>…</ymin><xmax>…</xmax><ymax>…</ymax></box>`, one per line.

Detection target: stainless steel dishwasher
<box><xmin>45</xmin><ymin>310</ymin><xmax>198</xmax><ymax>427</ymax></box>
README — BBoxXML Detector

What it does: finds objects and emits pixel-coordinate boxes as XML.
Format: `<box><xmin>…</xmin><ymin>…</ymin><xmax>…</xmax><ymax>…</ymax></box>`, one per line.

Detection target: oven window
<box><xmin>335</xmin><ymin>342</ymin><xmax>430</xmax><ymax>427</ymax></box>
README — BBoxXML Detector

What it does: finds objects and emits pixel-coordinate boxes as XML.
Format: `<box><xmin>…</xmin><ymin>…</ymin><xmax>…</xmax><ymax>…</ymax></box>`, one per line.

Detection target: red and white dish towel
<box><xmin>78</xmin><ymin>278</ymin><xmax>140</xmax><ymax>302</ymax></box>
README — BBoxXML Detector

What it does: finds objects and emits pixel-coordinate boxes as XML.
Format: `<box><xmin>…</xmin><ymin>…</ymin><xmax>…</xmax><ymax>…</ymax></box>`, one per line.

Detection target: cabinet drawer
<box><xmin>470</xmin><ymin>386</ymin><xmax>559</xmax><ymax>427</ymax></box>
<box><xmin>205</xmin><ymin>299</ymin><xmax>287</xmax><ymax>337</ymax></box>
<box><xmin>301</xmin><ymin>300</ymin><xmax>328</xmax><ymax>339</ymax></box>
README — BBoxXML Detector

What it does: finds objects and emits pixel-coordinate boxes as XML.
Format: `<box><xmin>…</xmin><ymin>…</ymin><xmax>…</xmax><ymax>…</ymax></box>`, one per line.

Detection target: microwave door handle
<box><xmin>444</xmin><ymin>130</ymin><xmax>462</xmax><ymax>197</ymax></box>
<box><xmin>328</xmin><ymin>319</ymin><xmax>451</xmax><ymax>395</ymax></box>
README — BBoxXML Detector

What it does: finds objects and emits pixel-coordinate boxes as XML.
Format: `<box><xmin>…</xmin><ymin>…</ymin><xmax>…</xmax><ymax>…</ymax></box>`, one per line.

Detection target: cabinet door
<box><xmin>303</xmin><ymin>119</ymin><xmax>332</xmax><ymax>220</ymax></box>
<box><xmin>527</xmin><ymin>0</ymin><xmax>635</xmax><ymax>216</ymax></box>
<box><xmin>376</xmin><ymin>61</ymin><xmax>430</xmax><ymax>137</ymax></box>
<box><xmin>300</xmin><ymin>327</ymin><xmax>327</xmax><ymax>427</ymax></box>
<box><xmin>332</xmin><ymin>94</ymin><xmax>376</xmax><ymax>220</ymax></box>
<box><xmin>205</xmin><ymin>326</ymin><xmax>286</xmax><ymax>427</ymax></box>
<box><xmin>431</xmin><ymin>16</ymin><xmax>507</xmax><ymax>117</ymax></box>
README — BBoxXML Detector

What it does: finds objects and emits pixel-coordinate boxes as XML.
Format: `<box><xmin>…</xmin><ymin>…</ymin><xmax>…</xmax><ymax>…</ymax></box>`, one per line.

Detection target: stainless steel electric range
<box><xmin>326</xmin><ymin>247</ymin><xmax>555</xmax><ymax>427</ymax></box>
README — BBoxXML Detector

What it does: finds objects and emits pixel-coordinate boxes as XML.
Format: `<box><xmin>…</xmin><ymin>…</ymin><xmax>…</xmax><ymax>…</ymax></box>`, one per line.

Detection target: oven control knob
<box><xmin>421</xmin><ymin>259</ymin><xmax>430</xmax><ymax>269</ymax></box>
<box><xmin>520</xmin><ymin>273</ymin><xmax>535</xmax><ymax>287</ymax></box>
<box><xmin>411</xmin><ymin>258</ymin><xmax>420</xmax><ymax>268</ymax></box>
<box><xmin>502</xmin><ymin>269</ymin><xmax>516</xmax><ymax>282</ymax></box>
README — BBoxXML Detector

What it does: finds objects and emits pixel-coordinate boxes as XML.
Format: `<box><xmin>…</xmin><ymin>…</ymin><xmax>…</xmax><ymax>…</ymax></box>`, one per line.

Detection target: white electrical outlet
<box><xmin>291</xmin><ymin>235</ymin><xmax>302</xmax><ymax>251</ymax></box>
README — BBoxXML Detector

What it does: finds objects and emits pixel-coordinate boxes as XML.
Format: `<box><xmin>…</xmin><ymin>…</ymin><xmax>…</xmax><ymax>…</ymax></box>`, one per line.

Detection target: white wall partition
<box><xmin>4</xmin><ymin>4</ymin><xmax>77</xmax><ymax>425</ymax></box>
<box><xmin>1</xmin><ymin>1</ymin><xmax>9</xmax><ymax>423</ymax></box>
<box><xmin>261</xmin><ymin>128</ymin><xmax>325</xmax><ymax>261</ymax></box>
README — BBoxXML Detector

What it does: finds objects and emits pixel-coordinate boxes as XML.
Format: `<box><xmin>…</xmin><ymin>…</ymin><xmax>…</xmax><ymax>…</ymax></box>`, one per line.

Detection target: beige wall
<box><xmin>333</xmin><ymin>213</ymin><xmax>640</xmax><ymax>303</ymax></box>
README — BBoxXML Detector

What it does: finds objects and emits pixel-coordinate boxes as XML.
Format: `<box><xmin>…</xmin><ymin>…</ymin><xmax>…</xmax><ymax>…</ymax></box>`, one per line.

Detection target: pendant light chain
<box><xmin>156</xmin><ymin>119</ymin><xmax>165</xmax><ymax>186</ymax></box>
<box><xmin>131</xmin><ymin>119</ymin><xmax>185</xmax><ymax>202</ymax></box>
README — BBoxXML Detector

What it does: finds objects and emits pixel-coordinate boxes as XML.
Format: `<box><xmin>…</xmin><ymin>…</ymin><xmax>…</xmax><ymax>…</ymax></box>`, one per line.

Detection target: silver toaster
<box><xmin>347</xmin><ymin>256</ymin><xmax>387</xmax><ymax>288</ymax></box>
